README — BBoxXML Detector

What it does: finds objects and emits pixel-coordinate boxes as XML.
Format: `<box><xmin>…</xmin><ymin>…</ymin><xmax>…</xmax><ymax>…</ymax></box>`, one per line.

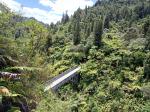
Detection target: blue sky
<box><xmin>0</xmin><ymin>0</ymin><xmax>96</xmax><ymax>24</ymax></box>
<box><xmin>16</xmin><ymin>0</ymin><xmax>51</xmax><ymax>11</ymax></box>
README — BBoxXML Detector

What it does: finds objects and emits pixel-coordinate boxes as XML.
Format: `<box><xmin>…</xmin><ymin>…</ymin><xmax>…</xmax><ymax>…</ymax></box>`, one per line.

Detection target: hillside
<box><xmin>0</xmin><ymin>0</ymin><xmax>150</xmax><ymax>112</ymax></box>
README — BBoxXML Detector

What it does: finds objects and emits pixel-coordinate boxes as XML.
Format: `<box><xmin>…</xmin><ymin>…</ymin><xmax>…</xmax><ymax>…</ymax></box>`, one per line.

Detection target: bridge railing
<box><xmin>44</xmin><ymin>66</ymin><xmax>80</xmax><ymax>91</ymax></box>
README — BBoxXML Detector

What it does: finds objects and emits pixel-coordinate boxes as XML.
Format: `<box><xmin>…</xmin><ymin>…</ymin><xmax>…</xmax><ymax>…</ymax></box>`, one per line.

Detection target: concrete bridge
<box><xmin>44</xmin><ymin>66</ymin><xmax>81</xmax><ymax>92</ymax></box>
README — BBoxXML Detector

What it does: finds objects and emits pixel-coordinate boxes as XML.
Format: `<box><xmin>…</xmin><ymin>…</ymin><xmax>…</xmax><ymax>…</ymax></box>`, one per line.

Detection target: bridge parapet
<box><xmin>44</xmin><ymin>66</ymin><xmax>81</xmax><ymax>92</ymax></box>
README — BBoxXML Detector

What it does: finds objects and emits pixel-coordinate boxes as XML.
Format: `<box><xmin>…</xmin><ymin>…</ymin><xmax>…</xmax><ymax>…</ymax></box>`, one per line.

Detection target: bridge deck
<box><xmin>44</xmin><ymin>66</ymin><xmax>80</xmax><ymax>91</ymax></box>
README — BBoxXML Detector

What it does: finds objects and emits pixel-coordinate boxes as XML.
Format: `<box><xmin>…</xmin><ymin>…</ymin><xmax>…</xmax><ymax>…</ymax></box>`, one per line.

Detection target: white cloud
<box><xmin>0</xmin><ymin>0</ymin><xmax>94</xmax><ymax>24</ymax></box>
<box><xmin>22</xmin><ymin>7</ymin><xmax>61</xmax><ymax>24</ymax></box>
<box><xmin>39</xmin><ymin>0</ymin><xmax>94</xmax><ymax>16</ymax></box>
<box><xmin>0</xmin><ymin>0</ymin><xmax>22</xmax><ymax>12</ymax></box>
<box><xmin>0</xmin><ymin>0</ymin><xmax>61</xmax><ymax>24</ymax></box>
<box><xmin>39</xmin><ymin>0</ymin><xmax>55</xmax><ymax>7</ymax></box>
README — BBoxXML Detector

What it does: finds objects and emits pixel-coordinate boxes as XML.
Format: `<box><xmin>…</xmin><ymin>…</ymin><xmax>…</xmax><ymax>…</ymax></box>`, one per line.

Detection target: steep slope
<box><xmin>0</xmin><ymin>0</ymin><xmax>150</xmax><ymax>112</ymax></box>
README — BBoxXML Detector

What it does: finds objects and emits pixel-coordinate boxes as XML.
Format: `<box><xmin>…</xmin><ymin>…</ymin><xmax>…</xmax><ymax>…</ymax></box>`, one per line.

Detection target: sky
<box><xmin>0</xmin><ymin>0</ymin><xmax>96</xmax><ymax>24</ymax></box>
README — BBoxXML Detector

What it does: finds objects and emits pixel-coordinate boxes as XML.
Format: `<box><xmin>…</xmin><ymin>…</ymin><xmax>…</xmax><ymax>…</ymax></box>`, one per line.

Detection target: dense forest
<box><xmin>0</xmin><ymin>0</ymin><xmax>150</xmax><ymax>111</ymax></box>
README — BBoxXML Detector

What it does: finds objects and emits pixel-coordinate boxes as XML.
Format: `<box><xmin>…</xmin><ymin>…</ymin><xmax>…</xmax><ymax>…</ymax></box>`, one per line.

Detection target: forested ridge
<box><xmin>0</xmin><ymin>0</ymin><xmax>150</xmax><ymax>111</ymax></box>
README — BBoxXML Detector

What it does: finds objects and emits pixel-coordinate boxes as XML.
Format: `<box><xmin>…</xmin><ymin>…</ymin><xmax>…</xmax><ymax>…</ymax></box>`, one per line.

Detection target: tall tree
<box><xmin>144</xmin><ymin>54</ymin><xmax>150</xmax><ymax>80</ymax></box>
<box><xmin>61</xmin><ymin>11</ymin><xmax>69</xmax><ymax>24</ymax></box>
<box><xmin>143</xmin><ymin>19</ymin><xmax>150</xmax><ymax>36</ymax></box>
<box><xmin>104</xmin><ymin>15</ymin><xmax>110</xmax><ymax>29</ymax></box>
<box><xmin>94</xmin><ymin>0</ymin><xmax>101</xmax><ymax>7</ymax></box>
<box><xmin>94</xmin><ymin>18</ymin><xmax>103</xmax><ymax>47</ymax></box>
<box><xmin>145</xmin><ymin>27</ymin><xmax>150</xmax><ymax>50</ymax></box>
<box><xmin>134</xmin><ymin>2</ymin><xmax>145</xmax><ymax>19</ymax></box>
<box><xmin>73</xmin><ymin>9</ymin><xmax>81</xmax><ymax>45</ymax></box>
<box><xmin>85</xmin><ymin>5</ymin><xmax>88</xmax><ymax>15</ymax></box>
<box><xmin>86</xmin><ymin>25</ymin><xmax>91</xmax><ymax>38</ymax></box>
<box><xmin>73</xmin><ymin>19</ymin><xmax>80</xmax><ymax>45</ymax></box>
<box><xmin>45</xmin><ymin>33</ymin><xmax>52</xmax><ymax>52</ymax></box>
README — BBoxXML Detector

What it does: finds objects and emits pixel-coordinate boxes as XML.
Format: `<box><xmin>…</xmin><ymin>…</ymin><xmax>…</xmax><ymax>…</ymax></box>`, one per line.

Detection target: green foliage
<box><xmin>73</xmin><ymin>14</ymin><xmax>81</xmax><ymax>45</ymax></box>
<box><xmin>45</xmin><ymin>33</ymin><xmax>52</xmax><ymax>52</ymax></box>
<box><xmin>93</xmin><ymin>18</ymin><xmax>103</xmax><ymax>47</ymax></box>
<box><xmin>36</xmin><ymin>91</ymin><xmax>71</xmax><ymax>112</ymax></box>
<box><xmin>144</xmin><ymin>53</ymin><xmax>150</xmax><ymax>80</ymax></box>
<box><xmin>0</xmin><ymin>1</ymin><xmax>150</xmax><ymax>112</ymax></box>
<box><xmin>141</xmin><ymin>102</ymin><xmax>150</xmax><ymax>112</ymax></box>
<box><xmin>61</xmin><ymin>11</ymin><xmax>69</xmax><ymax>24</ymax></box>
